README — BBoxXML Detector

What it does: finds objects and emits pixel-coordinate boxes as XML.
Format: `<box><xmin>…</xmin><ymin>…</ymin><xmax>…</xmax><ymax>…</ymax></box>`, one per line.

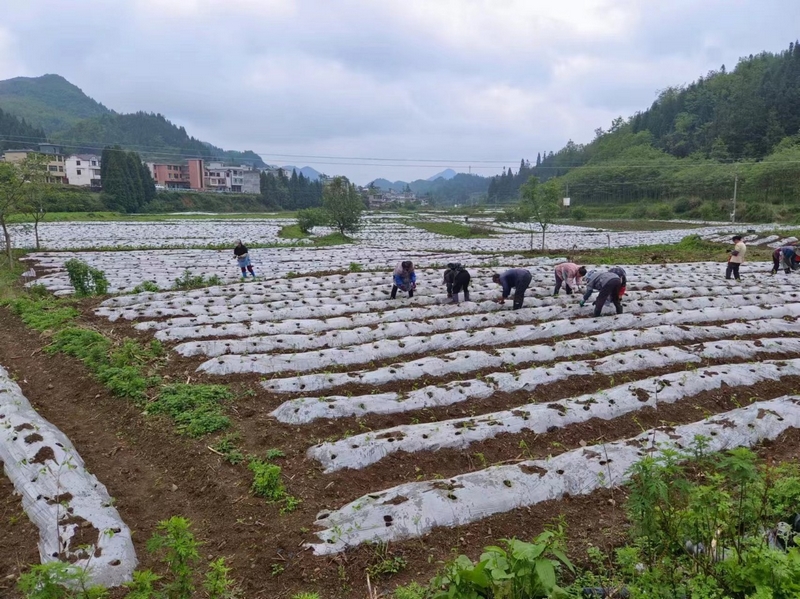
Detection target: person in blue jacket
<box><xmin>580</xmin><ymin>270</ymin><xmax>623</xmax><ymax>316</ymax></box>
<box><xmin>492</xmin><ymin>268</ymin><xmax>533</xmax><ymax>310</ymax></box>
<box><xmin>391</xmin><ymin>260</ymin><xmax>416</xmax><ymax>299</ymax></box>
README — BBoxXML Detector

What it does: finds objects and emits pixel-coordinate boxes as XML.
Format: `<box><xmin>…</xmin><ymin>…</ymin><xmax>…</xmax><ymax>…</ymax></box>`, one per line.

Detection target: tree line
<box><xmin>487</xmin><ymin>40</ymin><xmax>800</xmax><ymax>221</ymax></box>
<box><xmin>259</xmin><ymin>168</ymin><xmax>324</xmax><ymax>210</ymax></box>
<box><xmin>100</xmin><ymin>146</ymin><xmax>156</xmax><ymax>212</ymax></box>
<box><xmin>0</xmin><ymin>107</ymin><xmax>47</xmax><ymax>154</ymax></box>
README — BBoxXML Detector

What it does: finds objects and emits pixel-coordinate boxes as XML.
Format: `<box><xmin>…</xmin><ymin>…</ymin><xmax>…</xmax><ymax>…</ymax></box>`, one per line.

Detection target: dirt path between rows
<box><xmin>4</xmin><ymin>303</ymin><xmax>800</xmax><ymax>598</ymax></box>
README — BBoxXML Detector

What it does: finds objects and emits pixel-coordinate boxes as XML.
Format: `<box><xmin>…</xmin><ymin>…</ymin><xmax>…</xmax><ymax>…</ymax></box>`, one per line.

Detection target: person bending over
<box><xmin>553</xmin><ymin>262</ymin><xmax>586</xmax><ymax>296</ymax></box>
<box><xmin>772</xmin><ymin>246</ymin><xmax>800</xmax><ymax>275</ymax></box>
<box><xmin>391</xmin><ymin>260</ymin><xmax>416</xmax><ymax>299</ymax></box>
<box><xmin>443</xmin><ymin>263</ymin><xmax>471</xmax><ymax>304</ymax></box>
<box><xmin>492</xmin><ymin>268</ymin><xmax>532</xmax><ymax>310</ymax></box>
<box><xmin>234</xmin><ymin>240</ymin><xmax>256</xmax><ymax>279</ymax></box>
<box><xmin>580</xmin><ymin>270</ymin><xmax>623</xmax><ymax>317</ymax></box>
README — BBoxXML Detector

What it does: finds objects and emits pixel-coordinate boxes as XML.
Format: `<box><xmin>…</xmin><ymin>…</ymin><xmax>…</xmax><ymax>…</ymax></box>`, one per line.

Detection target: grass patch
<box><xmin>512</xmin><ymin>234</ymin><xmax>776</xmax><ymax>265</ymax></box>
<box><xmin>409</xmin><ymin>221</ymin><xmax>494</xmax><ymax>238</ymax></box>
<box><xmin>313</xmin><ymin>232</ymin><xmax>353</xmax><ymax>246</ymax></box>
<box><xmin>562</xmin><ymin>219</ymin><xmax>707</xmax><ymax>231</ymax></box>
<box><xmin>278</xmin><ymin>224</ymin><xmax>309</xmax><ymax>239</ymax></box>
<box><xmin>173</xmin><ymin>270</ymin><xmax>222</xmax><ymax>290</ymax></box>
<box><xmin>7</xmin><ymin>210</ymin><xmax>300</xmax><ymax>223</ymax></box>
<box><xmin>4</xmin><ymin>297</ymin><xmax>79</xmax><ymax>332</ymax></box>
<box><xmin>147</xmin><ymin>384</ymin><xmax>233</xmax><ymax>438</ymax></box>
<box><xmin>212</xmin><ymin>433</ymin><xmax>246</xmax><ymax>465</ymax></box>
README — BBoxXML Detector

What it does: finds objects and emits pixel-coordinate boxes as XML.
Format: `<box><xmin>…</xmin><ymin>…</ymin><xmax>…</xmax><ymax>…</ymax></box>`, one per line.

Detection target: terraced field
<box><xmin>92</xmin><ymin>258</ymin><xmax>800</xmax><ymax>555</ymax></box>
<box><xmin>5</xmin><ymin>216</ymin><xmax>800</xmax><ymax>597</ymax></box>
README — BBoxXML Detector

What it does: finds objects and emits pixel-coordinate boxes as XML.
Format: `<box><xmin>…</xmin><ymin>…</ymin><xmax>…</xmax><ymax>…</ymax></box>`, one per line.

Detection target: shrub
<box><xmin>297</xmin><ymin>208</ymin><xmax>328</xmax><ymax>233</ymax></box>
<box><xmin>131</xmin><ymin>281</ymin><xmax>159</xmax><ymax>293</ymax></box>
<box><xmin>17</xmin><ymin>561</ymin><xmax>108</xmax><ymax>599</ymax></box>
<box><xmin>742</xmin><ymin>201</ymin><xmax>778</xmax><ymax>223</ymax></box>
<box><xmin>248</xmin><ymin>459</ymin><xmax>286</xmax><ymax>501</ymax></box>
<box><xmin>145</xmin><ymin>516</ymin><xmax>201</xmax><ymax>599</ymax></box>
<box><xmin>64</xmin><ymin>259</ymin><xmax>109</xmax><ymax>296</ymax></box>
<box><xmin>571</xmin><ymin>207</ymin><xmax>587</xmax><ymax>221</ymax></box>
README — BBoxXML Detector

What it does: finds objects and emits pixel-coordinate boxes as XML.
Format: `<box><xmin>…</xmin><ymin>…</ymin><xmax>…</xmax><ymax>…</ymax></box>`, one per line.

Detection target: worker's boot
<box><xmin>462</xmin><ymin>289</ymin><xmax>470</xmax><ymax>302</ymax></box>
<box><xmin>512</xmin><ymin>300</ymin><xmax>523</xmax><ymax>310</ymax></box>
<box><xmin>390</xmin><ymin>285</ymin><xmax>398</xmax><ymax>299</ymax></box>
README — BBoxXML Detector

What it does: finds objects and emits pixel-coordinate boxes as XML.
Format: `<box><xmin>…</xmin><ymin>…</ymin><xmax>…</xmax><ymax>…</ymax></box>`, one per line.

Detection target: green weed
<box><xmin>212</xmin><ymin>433</ymin><xmax>246</xmax><ymax>465</ymax></box>
<box><xmin>147</xmin><ymin>384</ymin><xmax>233</xmax><ymax>438</ymax></box>
<box><xmin>64</xmin><ymin>259</ymin><xmax>109</xmax><ymax>296</ymax></box>
<box><xmin>5</xmin><ymin>297</ymin><xmax>79</xmax><ymax>332</ymax></box>
<box><xmin>248</xmin><ymin>459</ymin><xmax>286</xmax><ymax>502</ymax></box>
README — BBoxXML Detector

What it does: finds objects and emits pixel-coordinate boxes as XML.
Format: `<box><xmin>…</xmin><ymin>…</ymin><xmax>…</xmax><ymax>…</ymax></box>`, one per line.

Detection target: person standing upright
<box><xmin>492</xmin><ymin>268</ymin><xmax>533</xmax><ymax>310</ymax></box>
<box><xmin>726</xmin><ymin>235</ymin><xmax>746</xmax><ymax>281</ymax></box>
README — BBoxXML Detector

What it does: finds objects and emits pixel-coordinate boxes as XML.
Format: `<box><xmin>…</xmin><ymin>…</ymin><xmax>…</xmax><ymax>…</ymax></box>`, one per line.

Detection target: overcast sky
<box><xmin>1</xmin><ymin>1</ymin><xmax>798</xmax><ymax>184</ymax></box>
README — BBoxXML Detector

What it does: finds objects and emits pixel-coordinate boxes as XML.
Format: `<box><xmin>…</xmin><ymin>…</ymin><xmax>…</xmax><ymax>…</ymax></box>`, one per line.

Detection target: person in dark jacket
<box><xmin>234</xmin><ymin>240</ymin><xmax>256</xmax><ymax>279</ymax></box>
<box><xmin>443</xmin><ymin>263</ymin><xmax>471</xmax><ymax>304</ymax></box>
<box><xmin>391</xmin><ymin>260</ymin><xmax>416</xmax><ymax>299</ymax></box>
<box><xmin>608</xmin><ymin>266</ymin><xmax>627</xmax><ymax>297</ymax></box>
<box><xmin>492</xmin><ymin>268</ymin><xmax>532</xmax><ymax>310</ymax></box>
<box><xmin>580</xmin><ymin>270</ymin><xmax>623</xmax><ymax>316</ymax></box>
<box><xmin>771</xmin><ymin>246</ymin><xmax>800</xmax><ymax>274</ymax></box>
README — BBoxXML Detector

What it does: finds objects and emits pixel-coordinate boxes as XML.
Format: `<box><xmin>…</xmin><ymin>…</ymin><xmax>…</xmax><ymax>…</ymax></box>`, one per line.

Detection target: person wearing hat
<box><xmin>726</xmin><ymin>235</ymin><xmax>747</xmax><ymax>281</ymax></box>
<box><xmin>234</xmin><ymin>240</ymin><xmax>256</xmax><ymax>279</ymax></box>
<box><xmin>492</xmin><ymin>268</ymin><xmax>533</xmax><ymax>310</ymax></box>
<box><xmin>391</xmin><ymin>260</ymin><xmax>416</xmax><ymax>299</ymax></box>
<box><xmin>443</xmin><ymin>263</ymin><xmax>471</xmax><ymax>304</ymax></box>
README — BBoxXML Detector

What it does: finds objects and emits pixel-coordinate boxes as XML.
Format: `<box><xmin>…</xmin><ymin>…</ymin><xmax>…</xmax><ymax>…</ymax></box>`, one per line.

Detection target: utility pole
<box><xmin>731</xmin><ymin>173</ymin><xmax>738</xmax><ymax>223</ymax></box>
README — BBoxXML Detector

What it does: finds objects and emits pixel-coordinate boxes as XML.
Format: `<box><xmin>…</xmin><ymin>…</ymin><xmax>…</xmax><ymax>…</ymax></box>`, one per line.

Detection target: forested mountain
<box><xmin>371</xmin><ymin>173</ymin><xmax>490</xmax><ymax>204</ymax></box>
<box><xmin>0</xmin><ymin>74</ymin><xmax>265</xmax><ymax>167</ymax></box>
<box><xmin>54</xmin><ymin>112</ymin><xmax>213</xmax><ymax>161</ymax></box>
<box><xmin>0</xmin><ymin>107</ymin><xmax>47</xmax><ymax>153</ymax></box>
<box><xmin>0</xmin><ymin>74</ymin><xmax>110</xmax><ymax>133</ymax></box>
<box><xmin>487</xmin><ymin>41</ymin><xmax>800</xmax><ymax>221</ymax></box>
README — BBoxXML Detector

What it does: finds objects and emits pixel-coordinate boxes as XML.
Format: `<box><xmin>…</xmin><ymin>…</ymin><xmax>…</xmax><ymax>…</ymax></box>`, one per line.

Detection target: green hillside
<box><xmin>488</xmin><ymin>40</ymin><xmax>800</xmax><ymax>222</ymax></box>
<box><xmin>0</xmin><ymin>74</ymin><xmax>110</xmax><ymax>134</ymax></box>
<box><xmin>54</xmin><ymin>112</ymin><xmax>214</xmax><ymax>162</ymax></box>
<box><xmin>0</xmin><ymin>74</ymin><xmax>265</xmax><ymax>166</ymax></box>
<box><xmin>0</xmin><ymin>107</ymin><xmax>47</xmax><ymax>153</ymax></box>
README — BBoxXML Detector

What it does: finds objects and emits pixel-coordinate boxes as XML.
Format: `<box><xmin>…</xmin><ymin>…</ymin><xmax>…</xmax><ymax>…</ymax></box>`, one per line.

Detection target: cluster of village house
<box><xmin>0</xmin><ymin>143</ymin><xmax>429</xmax><ymax>206</ymax></box>
<box><xmin>0</xmin><ymin>143</ymin><xmax>281</xmax><ymax>194</ymax></box>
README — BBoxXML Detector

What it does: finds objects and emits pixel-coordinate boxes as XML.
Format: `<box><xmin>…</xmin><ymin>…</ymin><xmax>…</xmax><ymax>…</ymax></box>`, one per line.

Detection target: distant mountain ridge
<box><xmin>281</xmin><ymin>165</ymin><xmax>323</xmax><ymax>180</ymax></box>
<box><xmin>0</xmin><ymin>74</ymin><xmax>265</xmax><ymax>167</ymax></box>
<box><xmin>0</xmin><ymin>74</ymin><xmax>110</xmax><ymax>134</ymax></box>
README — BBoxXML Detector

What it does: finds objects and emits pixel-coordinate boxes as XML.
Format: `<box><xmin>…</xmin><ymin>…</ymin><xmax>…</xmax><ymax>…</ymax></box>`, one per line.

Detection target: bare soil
<box><xmin>3</xmin><ymin>301</ymin><xmax>800</xmax><ymax>598</ymax></box>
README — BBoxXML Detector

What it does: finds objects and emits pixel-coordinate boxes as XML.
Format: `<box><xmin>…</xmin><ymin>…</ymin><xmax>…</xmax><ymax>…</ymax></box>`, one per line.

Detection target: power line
<box><xmin>3</xmin><ymin>133</ymin><xmax>800</xmax><ymax>172</ymax></box>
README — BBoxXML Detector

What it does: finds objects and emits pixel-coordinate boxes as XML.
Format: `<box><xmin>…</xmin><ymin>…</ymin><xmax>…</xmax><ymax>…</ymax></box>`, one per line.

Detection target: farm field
<box><xmin>4</xmin><ymin>215</ymin><xmax>800</xmax><ymax>597</ymax></box>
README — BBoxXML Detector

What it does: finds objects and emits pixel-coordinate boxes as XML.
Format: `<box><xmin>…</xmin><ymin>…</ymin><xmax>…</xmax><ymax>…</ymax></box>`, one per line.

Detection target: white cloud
<box><xmin>1</xmin><ymin>0</ymin><xmax>799</xmax><ymax>183</ymax></box>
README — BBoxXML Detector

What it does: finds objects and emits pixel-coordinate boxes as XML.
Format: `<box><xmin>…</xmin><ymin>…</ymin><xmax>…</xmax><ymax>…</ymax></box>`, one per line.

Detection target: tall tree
<box><xmin>0</xmin><ymin>162</ymin><xmax>24</xmax><ymax>266</ymax></box>
<box><xmin>323</xmin><ymin>177</ymin><xmax>363</xmax><ymax>235</ymax></box>
<box><xmin>19</xmin><ymin>154</ymin><xmax>51</xmax><ymax>250</ymax></box>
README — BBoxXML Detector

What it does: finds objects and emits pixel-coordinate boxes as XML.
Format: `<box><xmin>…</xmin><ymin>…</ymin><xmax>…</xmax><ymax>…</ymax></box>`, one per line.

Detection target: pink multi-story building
<box><xmin>147</xmin><ymin>163</ymin><xmax>190</xmax><ymax>189</ymax></box>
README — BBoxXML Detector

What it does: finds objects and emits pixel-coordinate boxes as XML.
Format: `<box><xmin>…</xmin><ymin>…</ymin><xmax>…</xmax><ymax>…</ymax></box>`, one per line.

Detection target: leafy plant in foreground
<box><xmin>145</xmin><ymin>516</ymin><xmax>201</xmax><ymax>599</ymax></box>
<box><xmin>432</xmin><ymin>528</ymin><xmax>573</xmax><ymax>599</ymax></box>
<box><xmin>17</xmin><ymin>561</ymin><xmax>107</xmax><ymax>599</ymax></box>
<box><xmin>248</xmin><ymin>458</ymin><xmax>286</xmax><ymax>501</ymax></box>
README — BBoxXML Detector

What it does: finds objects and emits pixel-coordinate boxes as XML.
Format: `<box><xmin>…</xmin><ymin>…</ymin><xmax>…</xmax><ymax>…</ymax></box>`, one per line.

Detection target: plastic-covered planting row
<box><xmin>135</xmin><ymin>276</ymin><xmax>791</xmax><ymax>339</ymax></box>
<box><xmin>10</xmin><ymin>219</ymin><xmax>292</xmax><ymax>250</ymax></box>
<box><xmin>27</xmin><ymin>247</ymin><xmax>517</xmax><ymax>295</ymax></box>
<box><xmin>262</xmin><ymin>305</ymin><xmax>800</xmax><ymax>393</ymax></box>
<box><xmin>171</xmin><ymin>283</ymin><xmax>800</xmax><ymax>352</ymax></box>
<box><xmin>309</xmin><ymin>357</ymin><xmax>800</xmax><ymax>472</ymax></box>
<box><xmin>200</xmin><ymin>295</ymin><xmax>799</xmax><ymax>376</ymax></box>
<box><xmin>273</xmin><ymin>331</ymin><xmax>800</xmax><ymax>422</ymax></box>
<box><xmin>110</xmin><ymin>258</ymin><xmax>764</xmax><ymax>310</ymax></box>
<box><xmin>309</xmin><ymin>395</ymin><xmax>800</xmax><ymax>554</ymax></box>
<box><xmin>0</xmin><ymin>366</ymin><xmax>136</xmax><ymax>587</ymax></box>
